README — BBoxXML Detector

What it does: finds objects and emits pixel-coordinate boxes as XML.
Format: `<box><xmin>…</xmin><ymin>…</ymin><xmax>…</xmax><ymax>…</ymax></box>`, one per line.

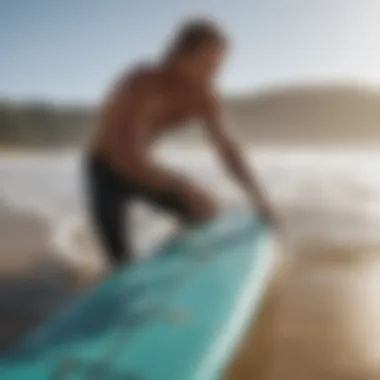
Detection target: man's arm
<box><xmin>201</xmin><ymin>92</ymin><xmax>276</xmax><ymax>222</ymax></box>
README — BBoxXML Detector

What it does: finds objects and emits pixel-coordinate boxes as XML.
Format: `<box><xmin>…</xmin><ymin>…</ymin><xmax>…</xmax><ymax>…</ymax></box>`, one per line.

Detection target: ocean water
<box><xmin>2</xmin><ymin>147</ymin><xmax>380</xmax><ymax>259</ymax></box>
<box><xmin>2</xmin><ymin>146</ymin><xmax>380</xmax><ymax>378</ymax></box>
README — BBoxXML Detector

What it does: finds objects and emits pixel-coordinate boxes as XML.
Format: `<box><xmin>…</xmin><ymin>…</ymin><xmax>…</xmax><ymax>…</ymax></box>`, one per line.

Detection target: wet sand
<box><xmin>0</xmin><ymin>200</ymin><xmax>104</xmax><ymax>351</ymax></box>
<box><xmin>0</xmin><ymin>261</ymin><xmax>80</xmax><ymax>350</ymax></box>
<box><xmin>228</xmin><ymin>243</ymin><xmax>380</xmax><ymax>379</ymax></box>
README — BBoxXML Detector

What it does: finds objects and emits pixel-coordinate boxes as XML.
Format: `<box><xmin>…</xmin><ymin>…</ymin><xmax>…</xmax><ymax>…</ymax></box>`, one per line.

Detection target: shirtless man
<box><xmin>86</xmin><ymin>18</ymin><xmax>276</xmax><ymax>266</ymax></box>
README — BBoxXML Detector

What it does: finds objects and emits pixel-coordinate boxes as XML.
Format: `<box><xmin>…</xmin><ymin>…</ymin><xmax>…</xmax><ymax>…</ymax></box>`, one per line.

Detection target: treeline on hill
<box><xmin>0</xmin><ymin>100</ymin><xmax>202</xmax><ymax>147</ymax></box>
<box><xmin>0</xmin><ymin>100</ymin><xmax>94</xmax><ymax>147</ymax></box>
<box><xmin>2</xmin><ymin>84</ymin><xmax>380</xmax><ymax>147</ymax></box>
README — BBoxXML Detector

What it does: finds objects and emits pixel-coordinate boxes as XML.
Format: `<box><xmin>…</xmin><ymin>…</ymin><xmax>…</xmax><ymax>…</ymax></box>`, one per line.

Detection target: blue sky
<box><xmin>1</xmin><ymin>0</ymin><xmax>380</xmax><ymax>103</ymax></box>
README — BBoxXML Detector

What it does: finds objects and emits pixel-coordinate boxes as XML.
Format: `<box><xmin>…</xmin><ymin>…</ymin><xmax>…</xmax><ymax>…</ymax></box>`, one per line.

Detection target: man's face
<box><xmin>183</xmin><ymin>43</ymin><xmax>227</xmax><ymax>85</ymax></box>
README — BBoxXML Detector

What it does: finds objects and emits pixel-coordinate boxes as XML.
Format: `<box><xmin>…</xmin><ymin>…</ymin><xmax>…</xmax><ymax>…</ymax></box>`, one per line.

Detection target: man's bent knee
<box><xmin>186</xmin><ymin>191</ymin><xmax>219</xmax><ymax>223</ymax></box>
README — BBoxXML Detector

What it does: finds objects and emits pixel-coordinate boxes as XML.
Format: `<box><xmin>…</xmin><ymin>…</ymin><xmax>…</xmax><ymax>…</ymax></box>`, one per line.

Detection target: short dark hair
<box><xmin>169</xmin><ymin>18</ymin><xmax>228</xmax><ymax>56</ymax></box>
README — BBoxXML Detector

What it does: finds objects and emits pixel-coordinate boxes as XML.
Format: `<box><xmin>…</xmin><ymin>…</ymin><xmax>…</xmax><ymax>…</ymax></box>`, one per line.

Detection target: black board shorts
<box><xmin>84</xmin><ymin>154</ymin><xmax>193</xmax><ymax>266</ymax></box>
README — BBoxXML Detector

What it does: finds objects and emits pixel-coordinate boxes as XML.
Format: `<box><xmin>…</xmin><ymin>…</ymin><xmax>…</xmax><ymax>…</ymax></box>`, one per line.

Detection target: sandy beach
<box><xmin>229</xmin><ymin>242</ymin><xmax>380</xmax><ymax>379</ymax></box>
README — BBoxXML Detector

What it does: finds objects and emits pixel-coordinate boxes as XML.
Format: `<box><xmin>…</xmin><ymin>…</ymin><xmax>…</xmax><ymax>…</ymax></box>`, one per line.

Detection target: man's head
<box><xmin>166</xmin><ymin>18</ymin><xmax>228</xmax><ymax>85</ymax></box>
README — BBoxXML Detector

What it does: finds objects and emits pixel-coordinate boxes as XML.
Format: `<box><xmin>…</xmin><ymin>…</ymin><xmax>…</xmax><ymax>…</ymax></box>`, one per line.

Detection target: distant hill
<box><xmin>1</xmin><ymin>83</ymin><xmax>380</xmax><ymax>147</ymax></box>
<box><xmin>227</xmin><ymin>83</ymin><xmax>380</xmax><ymax>144</ymax></box>
<box><xmin>0</xmin><ymin>100</ymin><xmax>93</xmax><ymax>147</ymax></box>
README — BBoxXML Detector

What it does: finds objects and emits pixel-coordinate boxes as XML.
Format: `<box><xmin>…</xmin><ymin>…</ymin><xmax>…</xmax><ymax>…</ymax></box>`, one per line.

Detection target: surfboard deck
<box><xmin>0</xmin><ymin>210</ymin><xmax>274</xmax><ymax>380</ymax></box>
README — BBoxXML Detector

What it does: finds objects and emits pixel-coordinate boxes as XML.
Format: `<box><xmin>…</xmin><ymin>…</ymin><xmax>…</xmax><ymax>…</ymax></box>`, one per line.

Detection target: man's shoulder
<box><xmin>104</xmin><ymin>62</ymin><xmax>157</xmax><ymax>99</ymax></box>
<box><xmin>103</xmin><ymin>62</ymin><xmax>160</xmax><ymax>108</ymax></box>
<box><xmin>121</xmin><ymin>62</ymin><xmax>160</xmax><ymax>89</ymax></box>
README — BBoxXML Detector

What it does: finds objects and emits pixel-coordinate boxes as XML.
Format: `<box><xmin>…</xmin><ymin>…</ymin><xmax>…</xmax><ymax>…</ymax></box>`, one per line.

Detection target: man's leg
<box><xmin>85</xmin><ymin>156</ymin><xmax>131</xmax><ymax>266</ymax></box>
<box><xmin>132</xmin><ymin>179</ymin><xmax>218</xmax><ymax>256</ymax></box>
<box><xmin>135</xmin><ymin>177</ymin><xmax>218</xmax><ymax>225</ymax></box>
<box><xmin>91</xmin><ymin>190</ymin><xmax>128</xmax><ymax>266</ymax></box>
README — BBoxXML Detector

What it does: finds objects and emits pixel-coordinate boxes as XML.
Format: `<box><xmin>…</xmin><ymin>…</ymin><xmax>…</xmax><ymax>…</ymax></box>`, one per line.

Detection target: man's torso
<box><xmin>91</xmin><ymin>63</ymin><xmax>209</xmax><ymax>171</ymax></box>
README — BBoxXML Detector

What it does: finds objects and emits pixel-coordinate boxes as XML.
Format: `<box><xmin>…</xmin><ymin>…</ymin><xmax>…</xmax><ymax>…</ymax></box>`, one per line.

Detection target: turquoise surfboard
<box><xmin>0</xmin><ymin>210</ymin><xmax>274</xmax><ymax>380</ymax></box>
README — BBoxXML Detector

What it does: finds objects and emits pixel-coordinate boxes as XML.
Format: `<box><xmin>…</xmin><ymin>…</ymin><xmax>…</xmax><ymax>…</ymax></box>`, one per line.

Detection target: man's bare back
<box><xmin>85</xmin><ymin>18</ymin><xmax>275</xmax><ymax>266</ymax></box>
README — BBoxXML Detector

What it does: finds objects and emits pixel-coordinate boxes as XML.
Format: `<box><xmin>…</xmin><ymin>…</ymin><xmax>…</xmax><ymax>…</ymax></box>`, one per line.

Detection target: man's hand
<box><xmin>255</xmin><ymin>197</ymin><xmax>282</xmax><ymax>232</ymax></box>
<box><xmin>256</xmin><ymin>198</ymin><xmax>277</xmax><ymax>224</ymax></box>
